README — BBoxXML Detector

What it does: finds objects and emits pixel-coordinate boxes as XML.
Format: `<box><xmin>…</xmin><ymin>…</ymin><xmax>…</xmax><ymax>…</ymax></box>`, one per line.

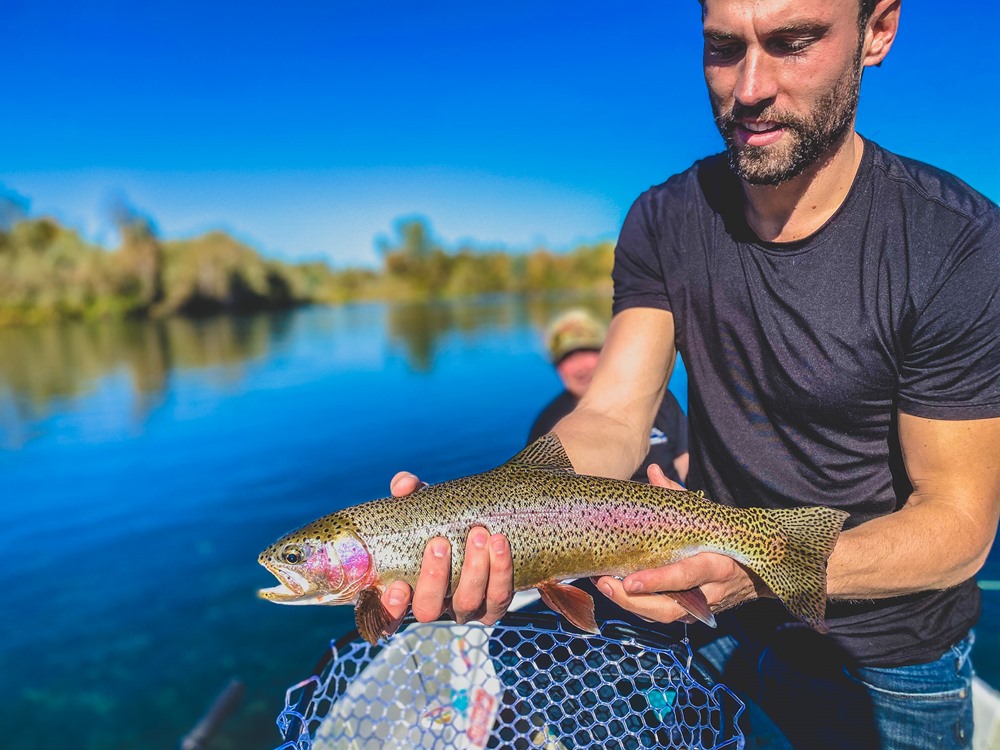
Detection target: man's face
<box><xmin>555</xmin><ymin>349</ymin><xmax>601</xmax><ymax>399</ymax></box>
<box><xmin>702</xmin><ymin>0</ymin><xmax>866</xmax><ymax>186</ymax></box>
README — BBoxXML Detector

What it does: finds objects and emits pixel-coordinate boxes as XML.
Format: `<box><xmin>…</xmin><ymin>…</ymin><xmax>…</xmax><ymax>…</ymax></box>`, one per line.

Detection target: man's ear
<box><xmin>863</xmin><ymin>0</ymin><xmax>901</xmax><ymax>68</ymax></box>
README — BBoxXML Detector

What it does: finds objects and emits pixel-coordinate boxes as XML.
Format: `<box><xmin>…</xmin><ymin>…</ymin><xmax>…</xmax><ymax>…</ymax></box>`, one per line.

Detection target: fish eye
<box><xmin>282</xmin><ymin>544</ymin><xmax>306</xmax><ymax>565</ymax></box>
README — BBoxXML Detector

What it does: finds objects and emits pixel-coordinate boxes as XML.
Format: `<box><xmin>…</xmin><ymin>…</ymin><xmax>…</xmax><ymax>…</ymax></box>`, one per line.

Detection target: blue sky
<box><xmin>3</xmin><ymin>1</ymin><xmax>997</xmax><ymax>267</ymax></box>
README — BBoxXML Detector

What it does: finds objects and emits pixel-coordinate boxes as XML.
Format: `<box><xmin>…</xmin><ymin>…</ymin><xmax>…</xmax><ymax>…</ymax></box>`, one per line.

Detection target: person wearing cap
<box><xmin>527</xmin><ymin>308</ymin><xmax>688</xmax><ymax>484</ymax></box>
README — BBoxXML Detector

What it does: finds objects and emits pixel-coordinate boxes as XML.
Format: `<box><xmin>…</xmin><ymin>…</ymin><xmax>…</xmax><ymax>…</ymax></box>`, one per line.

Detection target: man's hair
<box><xmin>698</xmin><ymin>0</ymin><xmax>878</xmax><ymax>32</ymax></box>
<box><xmin>859</xmin><ymin>0</ymin><xmax>877</xmax><ymax>30</ymax></box>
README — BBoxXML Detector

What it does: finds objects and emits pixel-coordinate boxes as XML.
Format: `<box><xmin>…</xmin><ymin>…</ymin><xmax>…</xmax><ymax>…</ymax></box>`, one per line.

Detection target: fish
<box><xmin>258</xmin><ymin>433</ymin><xmax>849</xmax><ymax>645</ymax></box>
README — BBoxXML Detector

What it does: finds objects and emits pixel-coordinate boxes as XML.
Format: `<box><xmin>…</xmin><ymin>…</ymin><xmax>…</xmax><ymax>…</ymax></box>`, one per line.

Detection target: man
<box><xmin>384</xmin><ymin>1</ymin><xmax>1000</xmax><ymax>747</ymax></box>
<box><xmin>528</xmin><ymin>307</ymin><xmax>689</xmax><ymax>484</ymax></box>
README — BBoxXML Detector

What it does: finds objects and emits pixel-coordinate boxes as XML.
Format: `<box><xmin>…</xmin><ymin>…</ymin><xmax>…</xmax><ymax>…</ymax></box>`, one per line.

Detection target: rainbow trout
<box><xmin>259</xmin><ymin>433</ymin><xmax>848</xmax><ymax>644</ymax></box>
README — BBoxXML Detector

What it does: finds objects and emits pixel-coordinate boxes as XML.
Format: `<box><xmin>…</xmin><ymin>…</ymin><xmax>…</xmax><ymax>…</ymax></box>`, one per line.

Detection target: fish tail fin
<box><xmin>744</xmin><ymin>506</ymin><xmax>849</xmax><ymax>633</ymax></box>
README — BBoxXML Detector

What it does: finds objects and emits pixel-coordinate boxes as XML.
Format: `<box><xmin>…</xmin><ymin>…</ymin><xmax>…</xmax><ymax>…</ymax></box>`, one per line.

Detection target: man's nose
<box><xmin>734</xmin><ymin>47</ymin><xmax>778</xmax><ymax>108</ymax></box>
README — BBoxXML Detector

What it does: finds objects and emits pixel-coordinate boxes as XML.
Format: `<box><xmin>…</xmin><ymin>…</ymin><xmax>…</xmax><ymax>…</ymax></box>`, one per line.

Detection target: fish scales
<box><xmin>259</xmin><ymin>433</ymin><xmax>848</xmax><ymax>643</ymax></box>
<box><xmin>341</xmin><ymin>469</ymin><xmax>766</xmax><ymax>592</ymax></box>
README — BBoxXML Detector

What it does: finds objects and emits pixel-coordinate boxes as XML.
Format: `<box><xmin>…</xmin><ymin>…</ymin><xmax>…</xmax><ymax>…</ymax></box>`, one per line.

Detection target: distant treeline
<box><xmin>0</xmin><ymin>207</ymin><xmax>614</xmax><ymax>326</ymax></box>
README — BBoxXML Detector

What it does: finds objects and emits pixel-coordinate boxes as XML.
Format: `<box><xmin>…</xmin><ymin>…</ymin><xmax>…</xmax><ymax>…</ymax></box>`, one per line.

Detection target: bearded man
<box><xmin>385</xmin><ymin>1</ymin><xmax>1000</xmax><ymax>747</ymax></box>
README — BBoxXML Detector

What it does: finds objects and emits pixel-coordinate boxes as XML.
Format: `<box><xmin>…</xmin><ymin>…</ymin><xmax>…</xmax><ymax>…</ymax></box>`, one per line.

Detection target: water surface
<box><xmin>0</xmin><ymin>295</ymin><xmax>618</xmax><ymax>749</ymax></box>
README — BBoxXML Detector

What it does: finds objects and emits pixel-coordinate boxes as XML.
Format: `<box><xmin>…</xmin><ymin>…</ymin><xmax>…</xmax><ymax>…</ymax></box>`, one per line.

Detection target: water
<box><xmin>0</xmin><ymin>295</ymin><xmax>615</xmax><ymax>750</ymax></box>
<box><xmin>0</xmin><ymin>296</ymin><xmax>995</xmax><ymax>750</ymax></box>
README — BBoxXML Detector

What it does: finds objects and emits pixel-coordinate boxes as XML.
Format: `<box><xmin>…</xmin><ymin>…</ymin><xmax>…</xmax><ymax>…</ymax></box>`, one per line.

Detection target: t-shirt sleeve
<box><xmin>898</xmin><ymin>210</ymin><xmax>1000</xmax><ymax>419</ymax></box>
<box><xmin>612</xmin><ymin>192</ymin><xmax>672</xmax><ymax>315</ymax></box>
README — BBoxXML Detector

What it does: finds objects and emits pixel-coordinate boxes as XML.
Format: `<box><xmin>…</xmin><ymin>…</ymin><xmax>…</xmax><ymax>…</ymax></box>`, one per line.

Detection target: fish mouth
<box><xmin>257</xmin><ymin>583</ymin><xmax>349</xmax><ymax>606</ymax></box>
<box><xmin>258</xmin><ymin>564</ymin><xmax>312</xmax><ymax>603</ymax></box>
<box><xmin>258</xmin><ymin>582</ymin><xmax>309</xmax><ymax>603</ymax></box>
<box><xmin>257</xmin><ymin>563</ymin><xmax>350</xmax><ymax>605</ymax></box>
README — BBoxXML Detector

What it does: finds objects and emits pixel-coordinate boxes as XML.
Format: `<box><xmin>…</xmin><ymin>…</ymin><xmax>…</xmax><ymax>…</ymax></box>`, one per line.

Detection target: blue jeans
<box><xmin>698</xmin><ymin>630</ymin><xmax>975</xmax><ymax>750</ymax></box>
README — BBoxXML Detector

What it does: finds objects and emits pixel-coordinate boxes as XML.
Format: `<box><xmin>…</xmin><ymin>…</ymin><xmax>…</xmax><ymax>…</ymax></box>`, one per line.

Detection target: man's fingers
<box><xmin>482</xmin><ymin>533</ymin><xmax>514</xmax><ymax>625</ymax></box>
<box><xmin>390</xmin><ymin>471</ymin><xmax>426</xmax><ymax>497</ymax></box>
<box><xmin>594</xmin><ymin>575</ymin><xmax>690</xmax><ymax>624</ymax></box>
<box><xmin>595</xmin><ymin>552</ymin><xmax>758</xmax><ymax>625</ymax></box>
<box><xmin>452</xmin><ymin>527</ymin><xmax>491</xmax><ymax>624</ymax></box>
<box><xmin>646</xmin><ymin>463</ymin><xmax>684</xmax><ymax>490</ymax></box>
<box><xmin>381</xmin><ymin>581</ymin><xmax>412</xmax><ymax>636</ymax></box>
<box><xmin>622</xmin><ymin>553</ymin><xmax>731</xmax><ymax>595</ymax></box>
<box><xmin>381</xmin><ymin>581</ymin><xmax>412</xmax><ymax>619</ymax></box>
<box><xmin>411</xmin><ymin>537</ymin><xmax>451</xmax><ymax>622</ymax></box>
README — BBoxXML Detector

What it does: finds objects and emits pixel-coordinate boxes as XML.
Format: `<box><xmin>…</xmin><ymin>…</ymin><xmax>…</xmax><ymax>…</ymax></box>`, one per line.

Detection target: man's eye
<box><xmin>707</xmin><ymin>44</ymin><xmax>741</xmax><ymax>60</ymax></box>
<box><xmin>772</xmin><ymin>38</ymin><xmax>815</xmax><ymax>55</ymax></box>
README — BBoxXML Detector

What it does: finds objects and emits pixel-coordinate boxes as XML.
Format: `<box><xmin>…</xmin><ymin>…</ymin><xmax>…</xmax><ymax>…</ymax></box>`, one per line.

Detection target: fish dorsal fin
<box><xmin>505</xmin><ymin>432</ymin><xmax>576</xmax><ymax>472</ymax></box>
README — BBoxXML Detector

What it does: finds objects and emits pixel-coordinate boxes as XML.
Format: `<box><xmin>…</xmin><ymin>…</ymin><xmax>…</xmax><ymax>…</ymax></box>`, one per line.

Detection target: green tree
<box><xmin>112</xmin><ymin>206</ymin><xmax>164</xmax><ymax>312</ymax></box>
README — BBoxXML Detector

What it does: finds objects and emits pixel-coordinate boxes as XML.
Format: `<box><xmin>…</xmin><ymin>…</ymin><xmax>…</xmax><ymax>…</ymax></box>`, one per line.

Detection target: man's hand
<box><xmin>592</xmin><ymin>464</ymin><xmax>768</xmax><ymax>624</ymax></box>
<box><xmin>379</xmin><ymin>471</ymin><xmax>515</xmax><ymax>636</ymax></box>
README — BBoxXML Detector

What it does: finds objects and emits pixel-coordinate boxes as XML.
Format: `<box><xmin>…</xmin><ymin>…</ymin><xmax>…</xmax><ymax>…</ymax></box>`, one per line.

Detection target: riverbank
<box><xmin>0</xmin><ymin>215</ymin><xmax>613</xmax><ymax>327</ymax></box>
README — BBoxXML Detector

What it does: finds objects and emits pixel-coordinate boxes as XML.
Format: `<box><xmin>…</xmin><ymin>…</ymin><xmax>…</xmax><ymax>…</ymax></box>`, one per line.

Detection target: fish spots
<box><xmin>260</xmin><ymin>434</ymin><xmax>847</xmax><ymax>630</ymax></box>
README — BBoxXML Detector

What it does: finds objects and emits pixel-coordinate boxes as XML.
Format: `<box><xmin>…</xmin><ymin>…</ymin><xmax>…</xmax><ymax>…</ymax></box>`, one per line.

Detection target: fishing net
<box><xmin>274</xmin><ymin>613</ymin><xmax>745</xmax><ymax>750</ymax></box>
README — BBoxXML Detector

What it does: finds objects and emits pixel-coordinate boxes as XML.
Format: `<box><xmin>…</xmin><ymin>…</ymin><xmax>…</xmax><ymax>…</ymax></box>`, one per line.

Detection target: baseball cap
<box><xmin>545</xmin><ymin>308</ymin><xmax>607</xmax><ymax>363</ymax></box>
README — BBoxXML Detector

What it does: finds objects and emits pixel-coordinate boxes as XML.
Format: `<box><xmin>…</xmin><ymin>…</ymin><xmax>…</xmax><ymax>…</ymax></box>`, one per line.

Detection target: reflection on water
<box><xmin>0</xmin><ymin>295</ymin><xmax>611</xmax><ymax>445</ymax></box>
<box><xmin>385</xmin><ymin>294</ymin><xmax>609</xmax><ymax>371</ymax></box>
<box><xmin>0</xmin><ymin>314</ymin><xmax>288</xmax><ymax>447</ymax></box>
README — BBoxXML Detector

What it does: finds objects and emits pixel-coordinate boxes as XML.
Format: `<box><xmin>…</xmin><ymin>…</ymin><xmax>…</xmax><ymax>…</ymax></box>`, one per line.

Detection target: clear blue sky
<box><xmin>3</xmin><ymin>1</ymin><xmax>997</xmax><ymax>267</ymax></box>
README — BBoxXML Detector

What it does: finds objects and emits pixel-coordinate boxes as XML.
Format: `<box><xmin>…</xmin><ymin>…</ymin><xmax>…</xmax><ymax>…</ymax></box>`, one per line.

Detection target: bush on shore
<box><xmin>0</xmin><ymin>214</ymin><xmax>612</xmax><ymax>327</ymax></box>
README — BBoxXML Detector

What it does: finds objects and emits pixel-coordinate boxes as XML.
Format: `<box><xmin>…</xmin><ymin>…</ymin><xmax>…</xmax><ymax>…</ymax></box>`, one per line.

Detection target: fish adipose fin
<box><xmin>506</xmin><ymin>433</ymin><xmax>576</xmax><ymax>472</ymax></box>
<box><xmin>536</xmin><ymin>581</ymin><xmax>599</xmax><ymax>634</ymax></box>
<box><xmin>667</xmin><ymin>587</ymin><xmax>717</xmax><ymax>628</ymax></box>
<box><xmin>746</xmin><ymin>506</ymin><xmax>850</xmax><ymax>633</ymax></box>
<box><xmin>355</xmin><ymin>587</ymin><xmax>392</xmax><ymax>645</ymax></box>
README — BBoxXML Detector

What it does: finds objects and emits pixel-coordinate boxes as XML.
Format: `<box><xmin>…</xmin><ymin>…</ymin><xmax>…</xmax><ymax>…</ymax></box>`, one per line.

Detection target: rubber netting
<box><xmin>275</xmin><ymin>614</ymin><xmax>745</xmax><ymax>750</ymax></box>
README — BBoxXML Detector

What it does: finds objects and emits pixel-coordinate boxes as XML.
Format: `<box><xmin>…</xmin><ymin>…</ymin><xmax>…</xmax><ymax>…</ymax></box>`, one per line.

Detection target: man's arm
<box><xmin>827</xmin><ymin>411</ymin><xmax>1000</xmax><ymax>597</ymax></box>
<box><xmin>554</xmin><ymin>307</ymin><xmax>678</xmax><ymax>478</ymax></box>
<box><xmin>596</xmin><ymin>412</ymin><xmax>1000</xmax><ymax>622</ymax></box>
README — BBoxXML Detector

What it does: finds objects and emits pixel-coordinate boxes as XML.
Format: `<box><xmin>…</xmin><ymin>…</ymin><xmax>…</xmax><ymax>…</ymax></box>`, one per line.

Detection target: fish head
<box><xmin>257</xmin><ymin>517</ymin><xmax>375</xmax><ymax>606</ymax></box>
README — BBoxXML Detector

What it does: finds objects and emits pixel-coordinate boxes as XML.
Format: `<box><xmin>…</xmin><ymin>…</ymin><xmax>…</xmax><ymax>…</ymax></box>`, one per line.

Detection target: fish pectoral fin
<box><xmin>504</xmin><ymin>433</ymin><xmax>576</xmax><ymax>472</ymax></box>
<box><xmin>536</xmin><ymin>581</ymin><xmax>598</xmax><ymax>634</ymax></box>
<box><xmin>355</xmin><ymin>587</ymin><xmax>392</xmax><ymax>645</ymax></box>
<box><xmin>666</xmin><ymin>587</ymin><xmax>717</xmax><ymax>629</ymax></box>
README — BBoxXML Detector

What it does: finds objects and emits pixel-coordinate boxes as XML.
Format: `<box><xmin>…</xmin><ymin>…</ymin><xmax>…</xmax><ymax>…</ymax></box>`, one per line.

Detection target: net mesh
<box><xmin>275</xmin><ymin>614</ymin><xmax>745</xmax><ymax>750</ymax></box>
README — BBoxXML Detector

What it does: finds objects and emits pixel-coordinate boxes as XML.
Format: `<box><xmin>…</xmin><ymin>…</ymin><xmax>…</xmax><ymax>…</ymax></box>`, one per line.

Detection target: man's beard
<box><xmin>712</xmin><ymin>55</ymin><xmax>863</xmax><ymax>186</ymax></box>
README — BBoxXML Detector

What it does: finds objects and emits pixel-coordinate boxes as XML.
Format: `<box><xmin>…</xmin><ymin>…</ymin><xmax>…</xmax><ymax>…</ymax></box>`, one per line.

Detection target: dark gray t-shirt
<box><xmin>612</xmin><ymin>138</ymin><xmax>1000</xmax><ymax>667</ymax></box>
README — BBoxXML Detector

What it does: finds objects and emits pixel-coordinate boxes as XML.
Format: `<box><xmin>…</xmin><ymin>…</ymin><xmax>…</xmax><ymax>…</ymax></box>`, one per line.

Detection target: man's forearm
<box><xmin>827</xmin><ymin>495</ymin><xmax>996</xmax><ymax>600</ymax></box>
<box><xmin>827</xmin><ymin>413</ymin><xmax>1000</xmax><ymax>600</ymax></box>
<box><xmin>551</xmin><ymin>307</ymin><xmax>676</xmax><ymax>479</ymax></box>
<box><xmin>553</xmin><ymin>407</ymin><xmax>652</xmax><ymax>480</ymax></box>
